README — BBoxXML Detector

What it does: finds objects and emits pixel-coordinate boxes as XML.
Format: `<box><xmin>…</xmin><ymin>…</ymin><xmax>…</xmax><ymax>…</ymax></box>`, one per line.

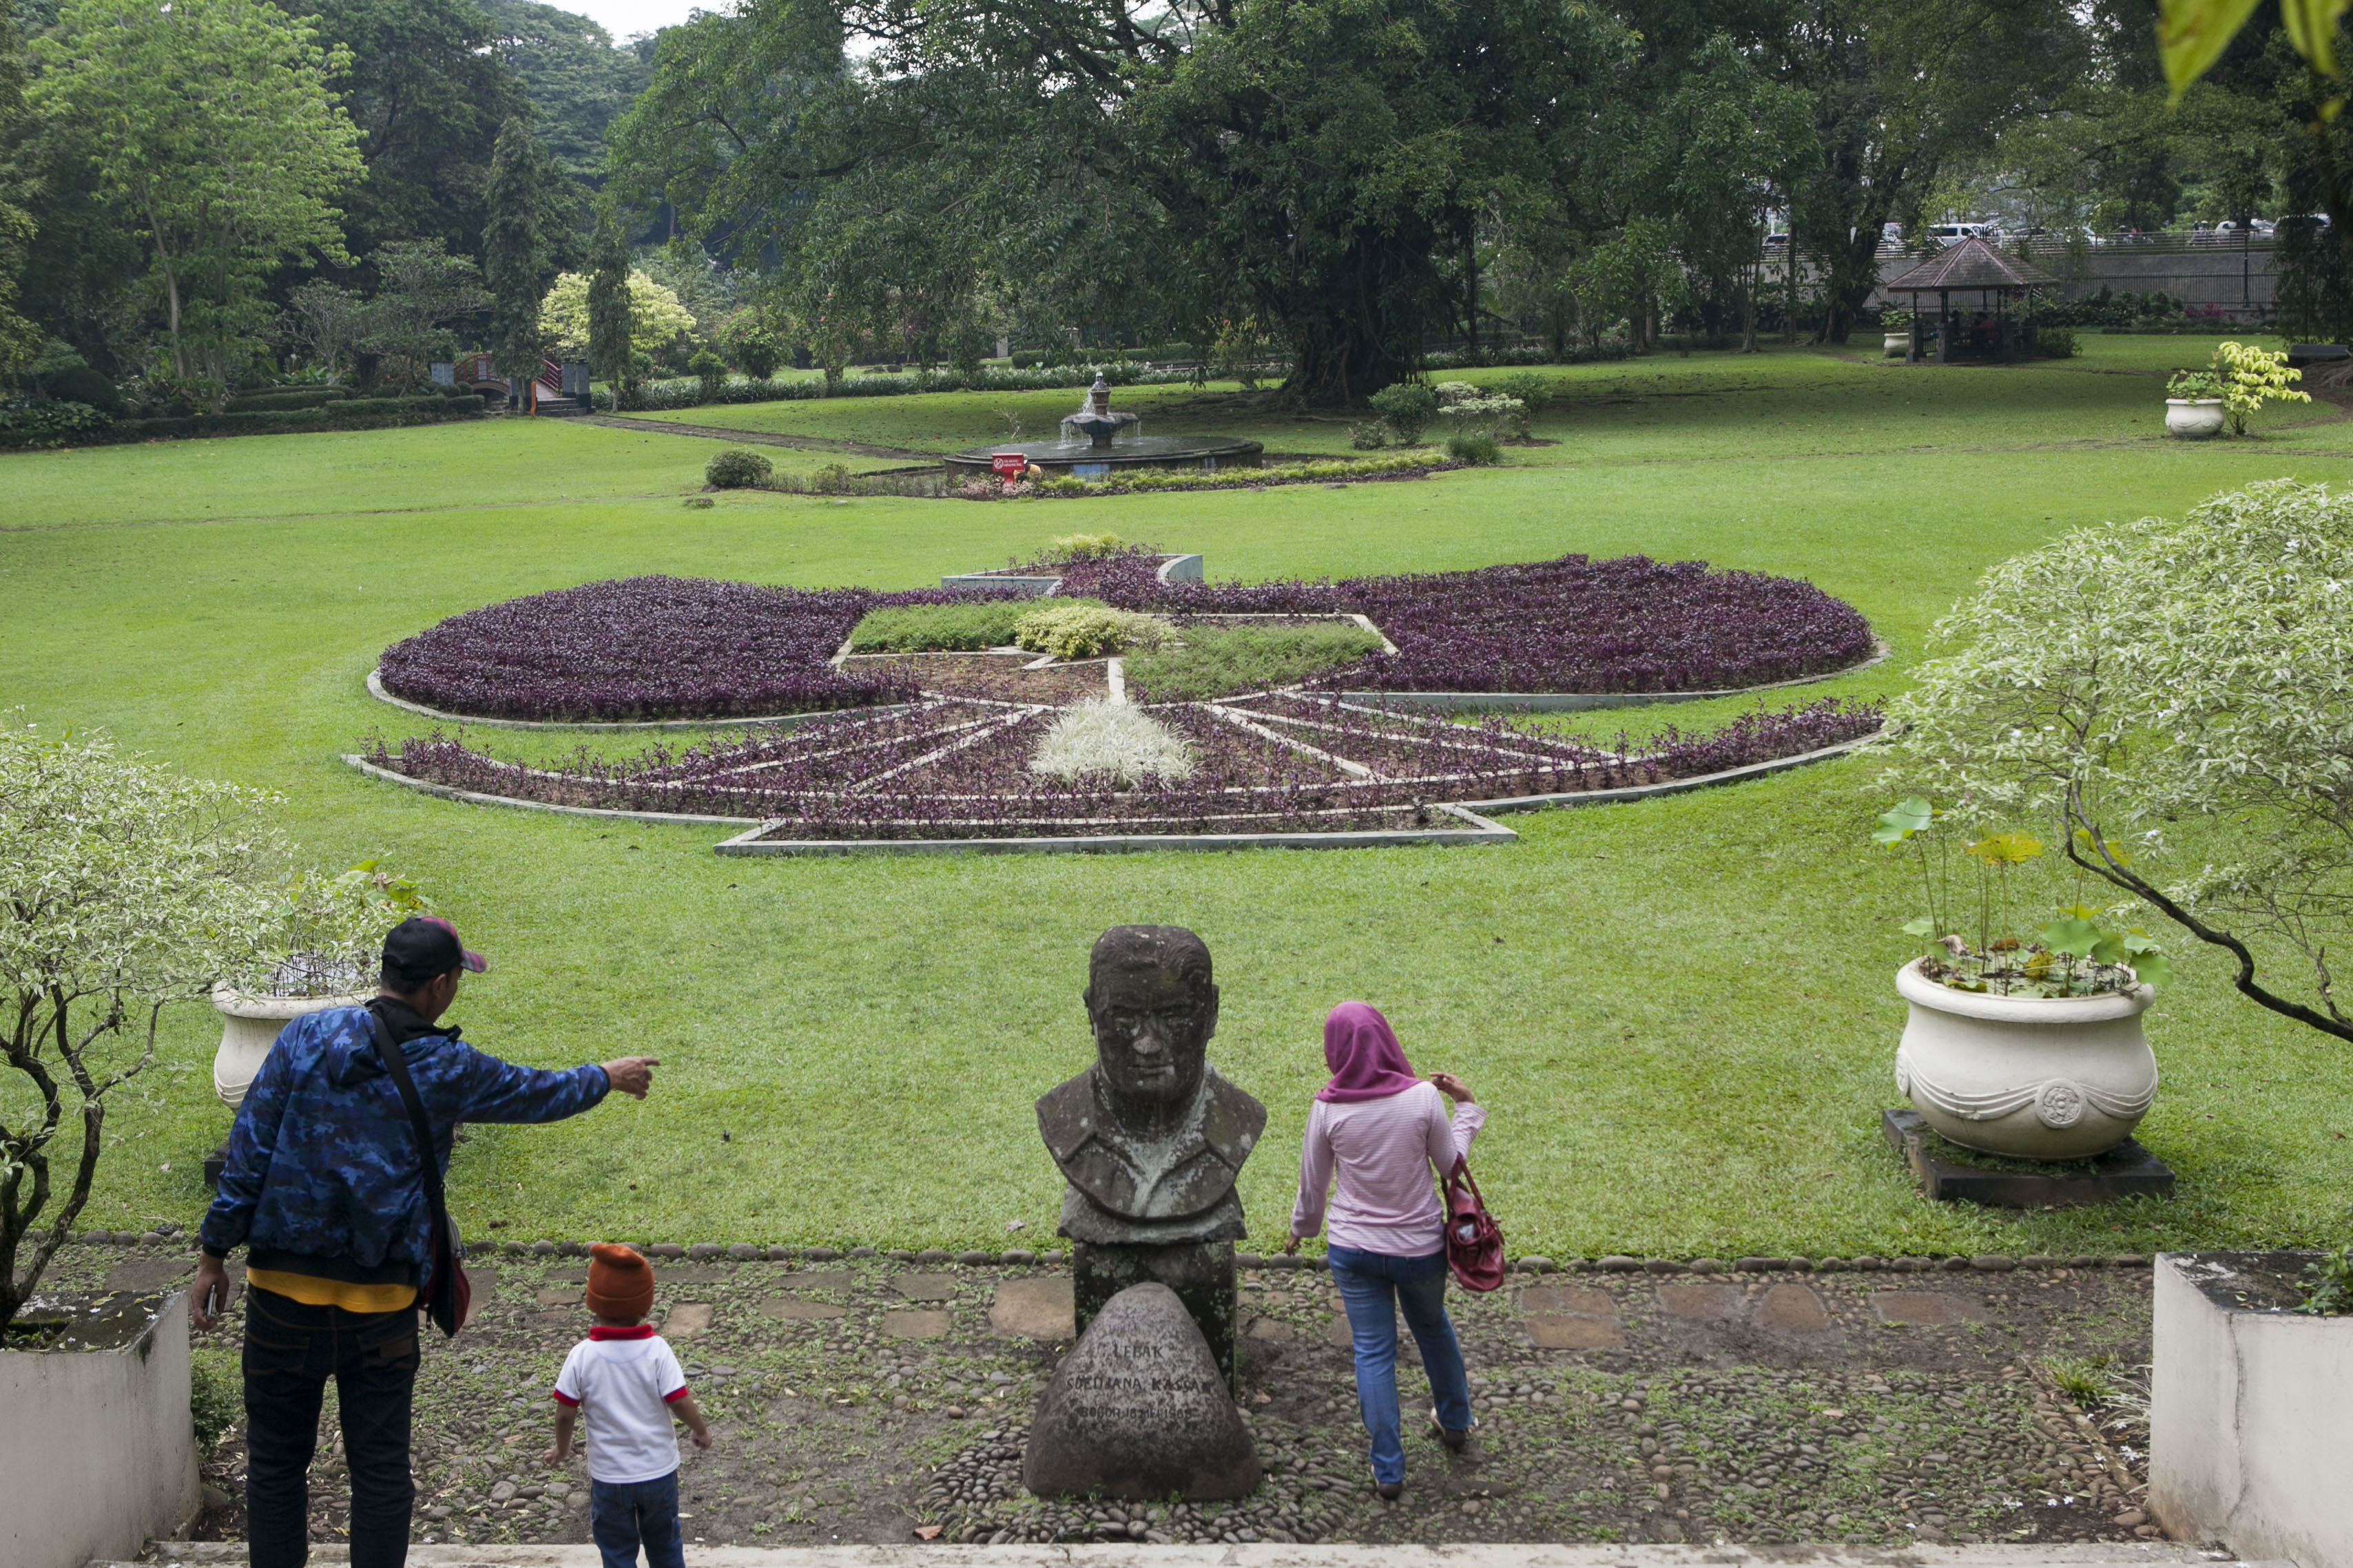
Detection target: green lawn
<box><xmin>6</xmin><ymin>334</ymin><xmax>2351</xmax><ymax>1262</ymax></box>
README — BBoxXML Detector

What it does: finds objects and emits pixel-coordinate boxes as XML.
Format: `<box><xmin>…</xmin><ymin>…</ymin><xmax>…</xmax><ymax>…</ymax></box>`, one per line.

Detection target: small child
<box><xmin>546</xmin><ymin>1244</ymin><xmax>714</xmax><ymax>1568</ymax></box>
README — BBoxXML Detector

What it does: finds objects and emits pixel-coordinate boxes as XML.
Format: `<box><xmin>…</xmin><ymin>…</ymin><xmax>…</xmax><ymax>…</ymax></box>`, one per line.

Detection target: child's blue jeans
<box><xmin>590</xmin><ymin>1469</ymin><xmax>685</xmax><ymax>1568</ymax></box>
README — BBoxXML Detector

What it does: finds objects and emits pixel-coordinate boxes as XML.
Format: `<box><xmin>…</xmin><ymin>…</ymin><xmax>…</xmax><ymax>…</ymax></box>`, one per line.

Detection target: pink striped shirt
<box><xmin>1289</xmin><ymin>1081</ymin><xmax>1485</xmax><ymax>1257</ymax></box>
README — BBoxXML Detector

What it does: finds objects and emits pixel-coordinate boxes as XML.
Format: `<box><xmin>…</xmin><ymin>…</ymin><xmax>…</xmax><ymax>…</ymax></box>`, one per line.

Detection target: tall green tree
<box><xmin>0</xmin><ymin>17</ymin><xmax>39</xmax><ymax>379</ymax></box>
<box><xmin>485</xmin><ymin>115</ymin><xmax>557</xmax><ymax>380</ymax></box>
<box><xmin>28</xmin><ymin>0</ymin><xmax>364</xmax><ymax>391</ymax></box>
<box><xmin>585</xmin><ymin>203</ymin><xmax>632</xmax><ymax>386</ymax></box>
<box><xmin>484</xmin><ymin>0</ymin><xmax>649</xmax><ymax>184</ymax></box>
<box><xmin>609</xmin><ymin>0</ymin><xmax>1630</xmax><ymax>404</ymax></box>
<box><xmin>289</xmin><ymin>0</ymin><xmax>524</xmax><ymax>260</ymax></box>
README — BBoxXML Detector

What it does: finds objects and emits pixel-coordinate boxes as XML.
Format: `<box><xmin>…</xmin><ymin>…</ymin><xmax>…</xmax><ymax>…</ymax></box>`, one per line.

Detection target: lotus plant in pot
<box><xmin>1873</xmin><ymin>797</ymin><xmax>2171</xmax><ymax>1159</ymax></box>
<box><xmin>1882</xmin><ymin>309</ymin><xmax>1914</xmax><ymax>359</ymax></box>
<box><xmin>210</xmin><ymin>860</ymin><xmax>425</xmax><ymax>1129</ymax></box>
<box><xmin>2162</xmin><ymin>369</ymin><xmax>2226</xmax><ymax>437</ymax></box>
<box><xmin>1881</xmin><ymin>478</ymin><xmax>2353</xmax><ymax>1554</ymax></box>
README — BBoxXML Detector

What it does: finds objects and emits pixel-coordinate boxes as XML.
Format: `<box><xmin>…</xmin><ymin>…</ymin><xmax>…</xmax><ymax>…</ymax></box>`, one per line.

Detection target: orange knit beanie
<box><xmin>585</xmin><ymin>1243</ymin><xmax>655</xmax><ymax>1321</ymax></box>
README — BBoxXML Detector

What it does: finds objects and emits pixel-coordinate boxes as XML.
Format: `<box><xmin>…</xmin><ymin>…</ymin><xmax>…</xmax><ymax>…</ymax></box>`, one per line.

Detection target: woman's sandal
<box><xmin>1427</xmin><ymin>1408</ymin><xmax>1471</xmax><ymax>1452</ymax></box>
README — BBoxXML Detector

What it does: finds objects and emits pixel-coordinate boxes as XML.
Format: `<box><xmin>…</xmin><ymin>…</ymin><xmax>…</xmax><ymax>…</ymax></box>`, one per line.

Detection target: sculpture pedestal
<box><xmin>1073</xmin><ymin>1240</ymin><xmax>1238</xmax><ymax>1391</ymax></box>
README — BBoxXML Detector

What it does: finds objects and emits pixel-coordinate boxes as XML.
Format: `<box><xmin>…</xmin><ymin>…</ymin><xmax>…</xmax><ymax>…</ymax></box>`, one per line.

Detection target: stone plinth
<box><xmin>1022</xmin><ymin>1282</ymin><xmax>1261</xmax><ymax>1502</ymax></box>
<box><xmin>1074</xmin><ymin>1239</ymin><xmax>1239</xmax><ymax>1392</ymax></box>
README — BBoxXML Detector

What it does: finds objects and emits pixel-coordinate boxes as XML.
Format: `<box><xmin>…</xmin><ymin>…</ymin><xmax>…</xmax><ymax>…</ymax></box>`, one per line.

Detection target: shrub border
<box><xmin>341</xmin><ymin>726</ymin><xmax>1879</xmax><ymax>850</ymax></box>
<box><xmin>364</xmin><ymin>669</ymin><xmax>910</xmax><ymax>732</ymax></box>
<box><xmin>1334</xmin><ymin>639</ymin><xmax>1891</xmax><ymax>712</ymax></box>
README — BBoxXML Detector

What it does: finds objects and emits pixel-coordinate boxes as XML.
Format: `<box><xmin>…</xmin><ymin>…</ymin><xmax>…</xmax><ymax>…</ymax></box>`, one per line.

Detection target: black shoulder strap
<box><xmin>368</xmin><ymin>1007</ymin><xmax>457</xmax><ymax>1328</ymax></box>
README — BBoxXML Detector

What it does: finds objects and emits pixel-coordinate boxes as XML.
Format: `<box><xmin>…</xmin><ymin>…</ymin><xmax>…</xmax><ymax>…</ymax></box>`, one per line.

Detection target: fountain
<box><xmin>945</xmin><ymin>374</ymin><xmax>1263</xmax><ymax>481</ymax></box>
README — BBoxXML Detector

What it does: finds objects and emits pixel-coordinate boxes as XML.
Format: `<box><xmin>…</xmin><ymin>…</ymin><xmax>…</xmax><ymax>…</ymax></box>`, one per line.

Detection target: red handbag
<box><xmin>1442</xmin><ymin>1157</ymin><xmax>1505</xmax><ymax>1292</ymax></box>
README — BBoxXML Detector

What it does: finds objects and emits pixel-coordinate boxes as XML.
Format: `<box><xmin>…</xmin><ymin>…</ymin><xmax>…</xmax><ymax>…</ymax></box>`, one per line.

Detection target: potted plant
<box><xmin>0</xmin><ymin>722</ymin><xmax>286</xmax><ymax>1563</ymax></box>
<box><xmin>1880</xmin><ymin>479</ymin><xmax>2353</xmax><ymax>1559</ymax></box>
<box><xmin>1873</xmin><ymin>797</ymin><xmax>2170</xmax><ymax>1159</ymax></box>
<box><xmin>2163</xmin><ymin>368</ymin><xmax>2225</xmax><ymax>437</ymax></box>
<box><xmin>1881</xmin><ymin>309</ymin><xmax>1914</xmax><ymax>357</ymax></box>
<box><xmin>210</xmin><ymin>859</ymin><xmax>426</xmax><ymax>1114</ymax></box>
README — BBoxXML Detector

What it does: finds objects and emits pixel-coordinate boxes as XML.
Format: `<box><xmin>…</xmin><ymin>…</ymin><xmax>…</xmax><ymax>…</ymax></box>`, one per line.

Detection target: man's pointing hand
<box><xmin>601</xmin><ymin>1057</ymin><xmax>660</xmax><ymax>1098</ymax></box>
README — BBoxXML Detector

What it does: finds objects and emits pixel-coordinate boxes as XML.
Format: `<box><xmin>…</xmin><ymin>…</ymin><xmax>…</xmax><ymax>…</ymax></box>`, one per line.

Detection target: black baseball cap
<box><xmin>382</xmin><ymin>916</ymin><xmax>487</xmax><ymax>983</ymax></box>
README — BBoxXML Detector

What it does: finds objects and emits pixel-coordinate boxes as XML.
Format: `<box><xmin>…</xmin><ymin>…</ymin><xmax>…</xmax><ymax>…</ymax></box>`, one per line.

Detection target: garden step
<box><xmin>118</xmin><ymin>1547</ymin><xmax>2293</xmax><ymax>1568</ymax></box>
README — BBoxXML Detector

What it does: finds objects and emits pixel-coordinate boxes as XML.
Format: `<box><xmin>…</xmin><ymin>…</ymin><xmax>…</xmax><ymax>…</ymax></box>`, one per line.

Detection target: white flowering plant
<box><xmin>1883</xmin><ymin>479</ymin><xmax>2353</xmax><ymax>1043</ymax></box>
<box><xmin>1028</xmin><ymin>701</ymin><xmax>1196</xmax><ymax>788</ymax></box>
<box><xmin>0</xmin><ymin>722</ymin><xmax>287</xmax><ymax>1326</ymax></box>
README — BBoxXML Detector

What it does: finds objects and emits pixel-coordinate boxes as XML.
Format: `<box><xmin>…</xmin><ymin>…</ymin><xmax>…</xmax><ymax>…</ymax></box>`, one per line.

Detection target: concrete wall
<box><xmin>2150</xmin><ymin>1253</ymin><xmax>2353</xmax><ymax>1568</ymax></box>
<box><xmin>0</xmin><ymin>1288</ymin><xmax>201</xmax><ymax>1568</ymax></box>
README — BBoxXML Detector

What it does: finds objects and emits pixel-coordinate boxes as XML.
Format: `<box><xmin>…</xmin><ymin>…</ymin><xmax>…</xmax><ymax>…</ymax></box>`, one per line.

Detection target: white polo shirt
<box><xmin>552</xmin><ymin>1326</ymin><xmax>690</xmax><ymax>1483</ymax></box>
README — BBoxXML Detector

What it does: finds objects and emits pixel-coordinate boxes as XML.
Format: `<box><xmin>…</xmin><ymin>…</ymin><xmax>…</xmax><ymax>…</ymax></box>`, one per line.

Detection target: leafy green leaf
<box><xmin>2281</xmin><ymin>0</ymin><xmax>2352</xmax><ymax>80</ymax></box>
<box><xmin>2158</xmin><ymin>0</ymin><xmax>2266</xmax><ymax>101</ymax></box>
<box><xmin>1902</xmin><ymin>916</ymin><xmax>1936</xmax><ymax>937</ymax></box>
<box><xmin>1874</xmin><ymin>797</ymin><xmax>1934</xmax><ymax>846</ymax></box>
<box><xmin>2089</xmin><ymin>933</ymin><xmax>2130</xmax><ymax>965</ymax></box>
<box><xmin>2129</xmin><ymin>950</ymin><xmax>2174</xmax><ymax>990</ymax></box>
<box><xmin>2040</xmin><ymin>917</ymin><xmax>2103</xmax><ymax>958</ymax></box>
<box><xmin>1966</xmin><ymin>831</ymin><xmax>2044</xmax><ymax>866</ymax></box>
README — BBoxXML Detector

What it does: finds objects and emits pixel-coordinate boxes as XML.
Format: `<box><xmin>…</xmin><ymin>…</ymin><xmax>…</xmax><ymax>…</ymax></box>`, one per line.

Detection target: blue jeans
<box><xmin>590</xmin><ymin>1470</ymin><xmax>685</xmax><ymax>1568</ymax></box>
<box><xmin>1327</xmin><ymin>1244</ymin><xmax>1473</xmax><ymax>1485</ymax></box>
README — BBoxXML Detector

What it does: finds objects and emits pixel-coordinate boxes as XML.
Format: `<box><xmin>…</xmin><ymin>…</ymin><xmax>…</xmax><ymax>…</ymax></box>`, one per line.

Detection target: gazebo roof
<box><xmin>1883</xmin><ymin>236</ymin><xmax>2059</xmax><ymax>293</ymax></box>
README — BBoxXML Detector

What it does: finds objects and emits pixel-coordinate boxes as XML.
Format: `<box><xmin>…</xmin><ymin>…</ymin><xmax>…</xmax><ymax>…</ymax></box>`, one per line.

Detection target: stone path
<box><xmin>39</xmin><ymin>1243</ymin><xmax>2164</xmax><ymax>1558</ymax></box>
<box><xmin>581</xmin><ymin>414</ymin><xmax>935</xmax><ymax>461</ymax></box>
<box><xmin>118</xmin><ymin>1547</ymin><xmax>2287</xmax><ymax>1568</ymax></box>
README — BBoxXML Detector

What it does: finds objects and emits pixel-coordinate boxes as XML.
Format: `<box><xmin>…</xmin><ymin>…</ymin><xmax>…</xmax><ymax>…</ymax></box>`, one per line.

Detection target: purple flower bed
<box><xmin>375</xmin><ymin>576</ymin><xmax>989</xmax><ymax>722</ymax></box>
<box><xmin>376</xmin><ymin>549</ymin><xmax>1872</xmax><ymax>724</ymax></box>
<box><xmin>365</xmin><ymin>696</ymin><xmax>1881</xmax><ymax>839</ymax></box>
<box><xmin>1050</xmin><ymin>549</ymin><xmax>1876</xmax><ymax>694</ymax></box>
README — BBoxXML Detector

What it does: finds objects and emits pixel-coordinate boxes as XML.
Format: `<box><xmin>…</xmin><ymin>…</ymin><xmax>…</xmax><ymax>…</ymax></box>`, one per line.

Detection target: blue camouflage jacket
<box><xmin>200</xmin><ymin>1004</ymin><xmax>608</xmax><ymax>1275</ymax></box>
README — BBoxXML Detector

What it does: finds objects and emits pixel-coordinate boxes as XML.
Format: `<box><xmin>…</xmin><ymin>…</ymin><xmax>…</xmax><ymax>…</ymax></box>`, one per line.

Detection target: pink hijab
<box><xmin>1316</xmin><ymin>1001</ymin><xmax>1423</xmax><ymax>1102</ymax></box>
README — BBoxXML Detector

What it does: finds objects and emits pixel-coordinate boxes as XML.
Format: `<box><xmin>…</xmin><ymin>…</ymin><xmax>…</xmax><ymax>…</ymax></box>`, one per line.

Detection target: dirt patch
<box><xmin>845</xmin><ymin>653</ymin><xmax>1107</xmax><ymax>704</ymax></box>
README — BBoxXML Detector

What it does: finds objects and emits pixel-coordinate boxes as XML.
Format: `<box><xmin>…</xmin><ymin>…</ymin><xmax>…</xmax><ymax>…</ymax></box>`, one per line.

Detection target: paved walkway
<box><xmin>46</xmin><ymin>1243</ymin><xmax>2163</xmax><ymax>1556</ymax></box>
<box><xmin>121</xmin><ymin>1545</ymin><xmax>2280</xmax><ymax>1567</ymax></box>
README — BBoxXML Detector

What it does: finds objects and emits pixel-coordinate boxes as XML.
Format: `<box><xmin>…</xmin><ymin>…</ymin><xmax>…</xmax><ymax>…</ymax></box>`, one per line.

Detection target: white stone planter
<box><xmin>2153</xmin><ymin>1252</ymin><xmax>2353</xmax><ymax>1567</ymax></box>
<box><xmin>1884</xmin><ymin>331</ymin><xmax>1911</xmax><ymax>358</ymax></box>
<box><xmin>1892</xmin><ymin>957</ymin><xmax>2157</xmax><ymax>1159</ymax></box>
<box><xmin>211</xmin><ymin>986</ymin><xmax>366</xmax><ymax>1109</ymax></box>
<box><xmin>2164</xmin><ymin>397</ymin><xmax>2226</xmax><ymax>438</ymax></box>
<box><xmin>0</xmin><ymin>1289</ymin><xmax>200</xmax><ymax>1568</ymax></box>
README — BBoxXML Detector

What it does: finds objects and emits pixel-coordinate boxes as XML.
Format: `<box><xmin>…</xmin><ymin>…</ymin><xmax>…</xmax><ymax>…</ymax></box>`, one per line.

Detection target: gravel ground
<box><xmin>32</xmin><ymin>1240</ymin><xmax>2162</xmax><ymax>1555</ymax></box>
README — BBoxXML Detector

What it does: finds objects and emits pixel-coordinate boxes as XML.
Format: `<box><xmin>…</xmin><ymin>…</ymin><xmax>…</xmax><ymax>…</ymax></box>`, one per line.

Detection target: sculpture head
<box><xmin>1084</xmin><ymin>926</ymin><xmax>1218</xmax><ymax>1117</ymax></box>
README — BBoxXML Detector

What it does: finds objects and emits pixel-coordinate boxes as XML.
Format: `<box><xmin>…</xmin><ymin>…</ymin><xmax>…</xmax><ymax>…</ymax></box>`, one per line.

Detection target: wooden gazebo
<box><xmin>1883</xmin><ymin>236</ymin><xmax>2060</xmax><ymax>363</ymax></box>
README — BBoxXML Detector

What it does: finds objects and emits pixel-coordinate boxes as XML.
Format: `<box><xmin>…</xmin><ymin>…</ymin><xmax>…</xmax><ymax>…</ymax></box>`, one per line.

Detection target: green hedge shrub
<box><xmin>0</xmin><ymin>393</ymin><xmax>481</xmax><ymax>451</ymax></box>
<box><xmin>705</xmin><ymin>448</ymin><xmax>774</xmax><ymax>488</ymax></box>
<box><xmin>0</xmin><ymin>400</ymin><xmax>113</xmax><ymax>449</ymax></box>
<box><xmin>224</xmin><ymin>388</ymin><xmax>351</xmax><ymax>413</ymax></box>
<box><xmin>1013</xmin><ymin>604</ymin><xmax>1176</xmax><ymax>660</ymax></box>
<box><xmin>846</xmin><ymin>597</ymin><xmax>1101</xmax><ymax>653</ymax></box>
<box><xmin>40</xmin><ymin>366</ymin><xmax>123</xmax><ymax>415</ymax></box>
<box><xmin>1123</xmin><ymin>622</ymin><xmax>1387</xmax><ymax>702</ymax></box>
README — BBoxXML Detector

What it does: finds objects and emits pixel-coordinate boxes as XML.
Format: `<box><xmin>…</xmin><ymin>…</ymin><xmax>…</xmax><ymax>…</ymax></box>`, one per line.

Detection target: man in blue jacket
<box><xmin>193</xmin><ymin>916</ymin><xmax>659</xmax><ymax>1568</ymax></box>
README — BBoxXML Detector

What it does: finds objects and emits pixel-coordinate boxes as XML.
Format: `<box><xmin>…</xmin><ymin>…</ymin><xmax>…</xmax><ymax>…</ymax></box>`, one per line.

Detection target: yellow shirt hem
<box><xmin>247</xmin><ymin>1268</ymin><xmax>418</xmax><ymax>1314</ymax></box>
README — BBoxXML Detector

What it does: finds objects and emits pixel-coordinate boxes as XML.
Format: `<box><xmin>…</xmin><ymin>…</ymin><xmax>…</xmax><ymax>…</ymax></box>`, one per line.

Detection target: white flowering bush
<box><xmin>1434</xmin><ymin>380</ymin><xmax>1526</xmax><ymax>439</ymax></box>
<box><xmin>1885</xmin><ymin>479</ymin><xmax>2353</xmax><ymax>1043</ymax></box>
<box><xmin>0</xmin><ymin>722</ymin><xmax>287</xmax><ymax>1326</ymax></box>
<box><xmin>1013</xmin><ymin>605</ymin><xmax>1178</xmax><ymax>660</ymax></box>
<box><xmin>1029</xmin><ymin>701</ymin><xmax>1196</xmax><ymax>787</ymax></box>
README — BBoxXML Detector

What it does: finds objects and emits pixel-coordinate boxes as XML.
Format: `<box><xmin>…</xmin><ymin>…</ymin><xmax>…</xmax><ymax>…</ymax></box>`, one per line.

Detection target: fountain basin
<box><xmin>946</xmin><ymin>435</ymin><xmax>1263</xmax><ymax>481</ymax></box>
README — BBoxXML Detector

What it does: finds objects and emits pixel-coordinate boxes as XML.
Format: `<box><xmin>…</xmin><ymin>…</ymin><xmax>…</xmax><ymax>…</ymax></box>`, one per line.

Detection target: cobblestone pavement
<box><xmin>39</xmin><ymin>1242</ymin><xmax>2163</xmax><ymax>1556</ymax></box>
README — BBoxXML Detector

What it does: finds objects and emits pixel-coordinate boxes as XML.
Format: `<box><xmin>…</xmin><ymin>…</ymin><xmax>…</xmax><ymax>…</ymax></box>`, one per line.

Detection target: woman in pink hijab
<box><xmin>1285</xmin><ymin>1001</ymin><xmax>1482</xmax><ymax>1498</ymax></box>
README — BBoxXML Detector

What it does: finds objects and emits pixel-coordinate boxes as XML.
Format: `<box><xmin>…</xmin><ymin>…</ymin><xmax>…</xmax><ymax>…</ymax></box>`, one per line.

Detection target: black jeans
<box><xmin>242</xmin><ymin>1286</ymin><xmax>420</xmax><ymax>1568</ymax></box>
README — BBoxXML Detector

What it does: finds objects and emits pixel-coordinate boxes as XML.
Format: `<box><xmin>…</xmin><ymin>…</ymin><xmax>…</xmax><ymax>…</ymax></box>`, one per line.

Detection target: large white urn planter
<box><xmin>2164</xmin><ymin>397</ymin><xmax>2226</xmax><ymax>438</ymax></box>
<box><xmin>1893</xmin><ymin>957</ymin><xmax>2157</xmax><ymax>1159</ymax></box>
<box><xmin>2151</xmin><ymin>1252</ymin><xmax>2353</xmax><ymax>1567</ymax></box>
<box><xmin>211</xmin><ymin>986</ymin><xmax>366</xmax><ymax>1109</ymax></box>
<box><xmin>1884</xmin><ymin>331</ymin><xmax>1911</xmax><ymax>358</ymax></box>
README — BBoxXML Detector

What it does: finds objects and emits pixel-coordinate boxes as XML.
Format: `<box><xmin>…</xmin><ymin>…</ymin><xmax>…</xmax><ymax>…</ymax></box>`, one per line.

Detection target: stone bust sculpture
<box><xmin>1037</xmin><ymin>926</ymin><xmax>1266</xmax><ymax>1246</ymax></box>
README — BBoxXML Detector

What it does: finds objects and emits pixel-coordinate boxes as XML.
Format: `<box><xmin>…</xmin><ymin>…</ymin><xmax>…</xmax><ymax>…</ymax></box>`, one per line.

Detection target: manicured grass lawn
<box><xmin>6</xmin><ymin>335</ymin><xmax>2351</xmax><ymax>1261</ymax></box>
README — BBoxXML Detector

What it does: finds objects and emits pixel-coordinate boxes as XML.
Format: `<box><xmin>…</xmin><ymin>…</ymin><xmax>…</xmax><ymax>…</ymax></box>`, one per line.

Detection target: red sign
<box><xmin>991</xmin><ymin>451</ymin><xmax>1028</xmax><ymax>481</ymax></box>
